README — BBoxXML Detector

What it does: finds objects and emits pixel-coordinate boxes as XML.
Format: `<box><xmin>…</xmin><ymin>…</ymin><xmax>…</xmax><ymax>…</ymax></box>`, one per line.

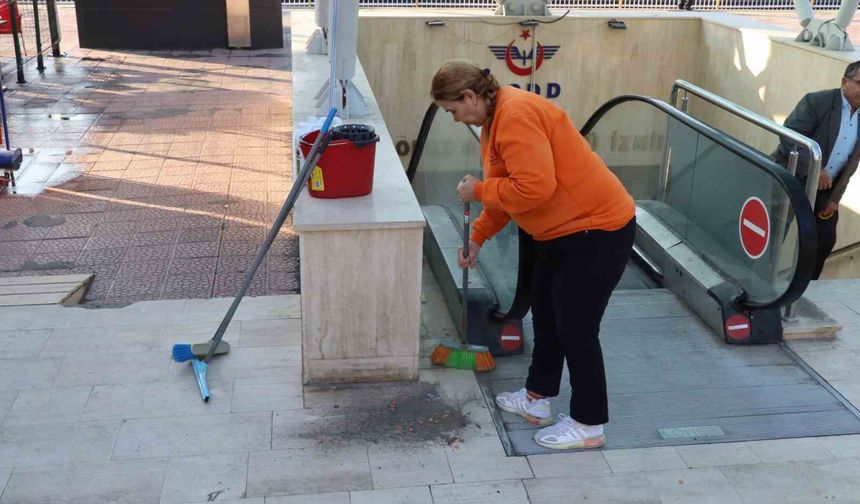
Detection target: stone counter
<box><xmin>291</xmin><ymin>11</ymin><xmax>425</xmax><ymax>384</ymax></box>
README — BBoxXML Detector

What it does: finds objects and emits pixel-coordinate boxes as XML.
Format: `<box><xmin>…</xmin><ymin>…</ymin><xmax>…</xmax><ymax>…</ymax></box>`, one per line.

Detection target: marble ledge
<box><xmin>290</xmin><ymin>10</ymin><xmax>425</xmax><ymax>233</ymax></box>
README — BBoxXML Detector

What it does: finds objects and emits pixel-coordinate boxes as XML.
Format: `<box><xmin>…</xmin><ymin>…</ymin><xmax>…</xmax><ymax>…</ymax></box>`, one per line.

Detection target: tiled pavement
<box><xmin>0</xmin><ymin>7</ymin><xmax>298</xmax><ymax>305</ymax></box>
<box><xmin>0</xmin><ymin>275</ymin><xmax>860</xmax><ymax>503</ymax></box>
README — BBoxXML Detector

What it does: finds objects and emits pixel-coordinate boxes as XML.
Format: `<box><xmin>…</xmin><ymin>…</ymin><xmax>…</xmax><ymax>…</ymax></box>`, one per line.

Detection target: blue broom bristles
<box><xmin>171</xmin><ymin>344</ymin><xmax>197</xmax><ymax>363</ymax></box>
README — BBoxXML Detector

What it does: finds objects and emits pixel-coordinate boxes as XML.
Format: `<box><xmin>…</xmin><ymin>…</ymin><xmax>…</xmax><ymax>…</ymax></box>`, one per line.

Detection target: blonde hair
<box><xmin>431</xmin><ymin>60</ymin><xmax>501</xmax><ymax>127</ymax></box>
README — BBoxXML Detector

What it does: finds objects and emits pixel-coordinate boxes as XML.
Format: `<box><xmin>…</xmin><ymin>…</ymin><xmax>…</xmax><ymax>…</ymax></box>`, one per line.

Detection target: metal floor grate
<box><xmin>478</xmin><ymin>286</ymin><xmax>860</xmax><ymax>455</ymax></box>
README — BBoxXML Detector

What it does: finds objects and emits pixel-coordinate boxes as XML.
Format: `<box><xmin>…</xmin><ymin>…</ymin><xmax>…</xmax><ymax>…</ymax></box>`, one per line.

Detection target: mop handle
<box><xmin>0</xmin><ymin>67</ymin><xmax>11</xmax><ymax>148</ymax></box>
<box><xmin>203</xmin><ymin>107</ymin><xmax>338</xmax><ymax>363</ymax></box>
<box><xmin>462</xmin><ymin>201</ymin><xmax>470</xmax><ymax>341</ymax></box>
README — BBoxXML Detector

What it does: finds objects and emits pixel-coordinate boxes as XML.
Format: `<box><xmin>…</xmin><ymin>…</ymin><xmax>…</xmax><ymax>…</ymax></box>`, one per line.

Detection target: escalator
<box><xmin>408</xmin><ymin>92</ymin><xmax>860</xmax><ymax>454</ymax></box>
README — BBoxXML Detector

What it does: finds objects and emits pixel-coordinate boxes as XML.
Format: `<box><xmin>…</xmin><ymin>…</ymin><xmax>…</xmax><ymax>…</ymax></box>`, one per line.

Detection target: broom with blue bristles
<box><xmin>172</xmin><ymin>107</ymin><xmax>338</xmax><ymax>401</ymax></box>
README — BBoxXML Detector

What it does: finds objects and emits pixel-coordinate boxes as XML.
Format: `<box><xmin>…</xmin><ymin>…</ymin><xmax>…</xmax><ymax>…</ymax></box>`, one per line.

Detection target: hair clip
<box><xmin>482</xmin><ymin>68</ymin><xmax>491</xmax><ymax>77</ymax></box>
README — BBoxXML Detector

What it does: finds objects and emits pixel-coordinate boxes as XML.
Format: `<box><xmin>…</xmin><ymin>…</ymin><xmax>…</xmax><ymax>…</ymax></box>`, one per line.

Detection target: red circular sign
<box><xmin>738</xmin><ymin>197</ymin><xmax>770</xmax><ymax>259</ymax></box>
<box><xmin>500</xmin><ymin>323</ymin><xmax>523</xmax><ymax>353</ymax></box>
<box><xmin>725</xmin><ymin>314</ymin><xmax>751</xmax><ymax>341</ymax></box>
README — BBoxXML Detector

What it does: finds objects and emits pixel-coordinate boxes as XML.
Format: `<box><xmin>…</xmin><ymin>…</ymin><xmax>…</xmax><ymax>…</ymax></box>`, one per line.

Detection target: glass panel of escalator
<box><xmin>411</xmin><ymin>105</ymin><xmax>519</xmax><ymax>314</ymax></box>
<box><xmin>685</xmin><ymin>132</ymin><xmax>800</xmax><ymax>301</ymax></box>
<box><xmin>583</xmin><ymin>97</ymin><xmax>811</xmax><ymax>307</ymax></box>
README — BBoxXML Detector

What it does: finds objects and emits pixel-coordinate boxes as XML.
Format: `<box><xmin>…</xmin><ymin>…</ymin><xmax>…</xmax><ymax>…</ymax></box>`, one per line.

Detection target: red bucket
<box><xmin>299</xmin><ymin>124</ymin><xmax>379</xmax><ymax>199</ymax></box>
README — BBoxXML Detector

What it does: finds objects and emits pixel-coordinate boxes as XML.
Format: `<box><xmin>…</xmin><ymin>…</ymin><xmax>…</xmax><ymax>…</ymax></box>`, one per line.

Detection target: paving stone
<box><xmin>35</xmin><ymin>237</ymin><xmax>89</xmax><ymax>253</ymax></box>
<box><xmin>0</xmin><ymin>420</ymin><xmax>120</xmax><ymax>466</ymax></box>
<box><xmin>124</xmin><ymin>244</ymin><xmax>173</xmax><ymax>262</ymax></box>
<box><xmin>161</xmin><ymin>453</ymin><xmax>248</xmax><ymax>504</ymax></box>
<box><xmin>445</xmin><ymin>435</ymin><xmax>533</xmax><ymax>483</ymax></box>
<box><xmin>524</xmin><ymin>472</ymin><xmax>660</xmax><ymax>504</ymax></box>
<box><xmin>746</xmin><ymin>437</ymin><xmax>834</xmax><ymax>463</ymax></box>
<box><xmin>0</xmin><ymin>357</ymin><xmax>64</xmax><ymax>390</ymax></box>
<box><xmin>40</xmin><ymin>326</ymin><xmax>116</xmax><ymax>357</ymax></box>
<box><xmin>603</xmin><ymin>446</ymin><xmax>688</xmax><ymax>473</ymax></box>
<box><xmin>246</xmin><ymin>447</ymin><xmax>371</xmax><ymax>496</ymax></box>
<box><xmin>54</xmin><ymin>351</ymin><xmax>169</xmax><ymax>387</ymax></box>
<box><xmin>77</xmin><ymin>246</ymin><xmax>128</xmax><ymax>264</ymax></box>
<box><xmin>676</xmin><ymin>442</ymin><xmax>761</xmax><ymax>468</ymax></box>
<box><xmin>818</xmin><ymin>434</ymin><xmax>860</xmax><ymax>459</ymax></box>
<box><xmin>82</xmin><ymin>380</ymin><xmax>232</xmax><ymax>421</ymax></box>
<box><xmin>238</xmin><ymin>318</ymin><xmax>300</xmax><ymax>347</ymax></box>
<box><xmin>174</xmin><ymin>241</ymin><xmax>221</xmax><ymax>258</ymax></box>
<box><xmin>0</xmin><ymin>459</ymin><xmax>166</xmax><ymax>504</ymax></box>
<box><xmin>351</xmin><ymin>486</ymin><xmax>432</xmax><ymax>504</ymax></box>
<box><xmin>0</xmin><ymin>391</ymin><xmax>16</xmax><ymax>422</ymax></box>
<box><xmin>721</xmin><ymin>458</ymin><xmax>860</xmax><ymax>503</ymax></box>
<box><xmin>231</xmin><ymin>375</ymin><xmax>302</xmax><ymax>413</ymax></box>
<box><xmin>168</xmin><ymin>256</ymin><xmax>218</xmax><ymax>275</ymax></box>
<box><xmin>526</xmin><ymin>450</ymin><xmax>611</xmax><ymax>478</ymax></box>
<box><xmin>112</xmin><ymin>412</ymin><xmax>271</xmax><ymax>460</ymax></box>
<box><xmin>430</xmin><ymin>480</ymin><xmax>529</xmax><ymax>504</ymax></box>
<box><xmin>0</xmin><ymin>466</ymin><xmax>10</xmax><ymax>497</ymax></box>
<box><xmin>368</xmin><ymin>444</ymin><xmax>453</xmax><ymax>489</ymax></box>
<box><xmin>645</xmin><ymin>467</ymin><xmax>744</xmax><ymax>504</ymax></box>
<box><xmin>266</xmin><ymin>493</ymin><xmax>348</xmax><ymax>504</ymax></box>
<box><xmin>180</xmin><ymin>218</ymin><xmax>222</xmax><ymax>233</ymax></box>
<box><xmin>217</xmin><ymin>255</ymin><xmax>257</xmax><ymax>273</ymax></box>
<box><xmin>3</xmin><ymin>386</ymin><xmax>91</xmax><ymax>427</ymax></box>
<box><xmin>0</xmin><ymin>329</ymin><xmax>51</xmax><ymax>359</ymax></box>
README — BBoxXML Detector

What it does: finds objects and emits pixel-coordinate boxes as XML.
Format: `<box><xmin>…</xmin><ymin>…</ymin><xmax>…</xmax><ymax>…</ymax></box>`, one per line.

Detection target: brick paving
<box><xmin>0</xmin><ymin>6</ymin><xmax>298</xmax><ymax>306</ymax></box>
<box><xmin>0</xmin><ymin>7</ymin><xmax>849</xmax><ymax>307</ymax></box>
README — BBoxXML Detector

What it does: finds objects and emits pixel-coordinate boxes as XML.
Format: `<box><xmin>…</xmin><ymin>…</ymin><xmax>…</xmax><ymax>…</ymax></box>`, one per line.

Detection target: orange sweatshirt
<box><xmin>472</xmin><ymin>87</ymin><xmax>635</xmax><ymax>245</ymax></box>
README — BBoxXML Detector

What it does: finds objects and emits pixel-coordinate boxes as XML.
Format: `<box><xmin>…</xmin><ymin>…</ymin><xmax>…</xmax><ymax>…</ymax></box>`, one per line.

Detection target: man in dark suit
<box><xmin>678</xmin><ymin>0</ymin><xmax>694</xmax><ymax>10</ymax></box>
<box><xmin>774</xmin><ymin>60</ymin><xmax>860</xmax><ymax>279</ymax></box>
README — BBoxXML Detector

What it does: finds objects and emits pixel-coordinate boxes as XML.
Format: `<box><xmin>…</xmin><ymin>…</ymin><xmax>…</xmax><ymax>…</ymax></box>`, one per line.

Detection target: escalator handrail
<box><xmin>407</xmin><ymin>102</ymin><xmax>533</xmax><ymax>321</ymax></box>
<box><xmin>581</xmin><ymin>94</ymin><xmax>817</xmax><ymax>310</ymax></box>
<box><xmin>406</xmin><ymin>103</ymin><xmax>439</xmax><ymax>183</ymax></box>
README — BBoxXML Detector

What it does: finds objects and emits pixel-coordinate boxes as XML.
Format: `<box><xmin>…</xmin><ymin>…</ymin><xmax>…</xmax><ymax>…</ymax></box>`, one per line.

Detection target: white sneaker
<box><xmin>534</xmin><ymin>414</ymin><xmax>605</xmax><ymax>450</ymax></box>
<box><xmin>495</xmin><ymin>388</ymin><xmax>552</xmax><ymax>426</ymax></box>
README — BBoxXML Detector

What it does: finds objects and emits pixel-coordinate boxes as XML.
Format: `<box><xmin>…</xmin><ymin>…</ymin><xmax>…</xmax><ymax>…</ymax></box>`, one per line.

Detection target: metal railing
<box><xmin>0</xmin><ymin>0</ymin><xmax>61</xmax><ymax>83</ymax></box>
<box><xmin>281</xmin><ymin>0</ymin><xmax>843</xmax><ymax>9</ymax></box>
<box><xmin>49</xmin><ymin>0</ymin><xmax>845</xmax><ymax>8</ymax></box>
<box><xmin>669</xmin><ymin>80</ymin><xmax>820</xmax><ymax>318</ymax></box>
<box><xmin>670</xmin><ymin>79</ymin><xmax>822</xmax><ymax>209</ymax></box>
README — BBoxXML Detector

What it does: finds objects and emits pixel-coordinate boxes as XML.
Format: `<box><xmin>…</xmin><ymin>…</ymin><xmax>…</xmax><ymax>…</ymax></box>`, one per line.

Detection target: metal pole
<box><xmin>529</xmin><ymin>23</ymin><xmax>538</xmax><ymax>94</ymax></box>
<box><xmin>46</xmin><ymin>0</ymin><xmax>60</xmax><ymax>57</ymax></box>
<box><xmin>782</xmin><ymin>148</ymin><xmax>800</xmax><ymax>321</ymax></box>
<box><xmin>31</xmin><ymin>0</ymin><xmax>45</xmax><ymax>72</ymax></box>
<box><xmin>8</xmin><ymin>0</ymin><xmax>26</xmax><ymax>84</ymax></box>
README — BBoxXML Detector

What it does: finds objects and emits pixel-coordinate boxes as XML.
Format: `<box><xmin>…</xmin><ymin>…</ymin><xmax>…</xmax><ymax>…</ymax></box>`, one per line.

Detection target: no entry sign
<box><xmin>725</xmin><ymin>314</ymin><xmax>751</xmax><ymax>341</ymax></box>
<box><xmin>739</xmin><ymin>197</ymin><xmax>769</xmax><ymax>260</ymax></box>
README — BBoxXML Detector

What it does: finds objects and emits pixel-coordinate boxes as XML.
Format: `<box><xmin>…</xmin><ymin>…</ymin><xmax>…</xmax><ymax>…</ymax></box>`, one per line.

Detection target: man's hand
<box><xmin>818</xmin><ymin>201</ymin><xmax>839</xmax><ymax>219</ymax></box>
<box><xmin>818</xmin><ymin>170</ymin><xmax>833</xmax><ymax>190</ymax></box>
<box><xmin>457</xmin><ymin>175</ymin><xmax>480</xmax><ymax>202</ymax></box>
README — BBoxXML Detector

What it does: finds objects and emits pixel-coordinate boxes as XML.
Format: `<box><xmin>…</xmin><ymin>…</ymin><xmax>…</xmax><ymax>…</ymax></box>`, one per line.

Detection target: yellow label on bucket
<box><xmin>310</xmin><ymin>165</ymin><xmax>324</xmax><ymax>191</ymax></box>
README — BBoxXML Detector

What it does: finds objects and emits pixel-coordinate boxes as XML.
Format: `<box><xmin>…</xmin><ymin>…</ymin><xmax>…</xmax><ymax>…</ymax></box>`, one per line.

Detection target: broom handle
<box><xmin>462</xmin><ymin>201</ymin><xmax>470</xmax><ymax>342</ymax></box>
<box><xmin>0</xmin><ymin>65</ymin><xmax>10</xmax><ymax>149</ymax></box>
<box><xmin>204</xmin><ymin>107</ymin><xmax>338</xmax><ymax>363</ymax></box>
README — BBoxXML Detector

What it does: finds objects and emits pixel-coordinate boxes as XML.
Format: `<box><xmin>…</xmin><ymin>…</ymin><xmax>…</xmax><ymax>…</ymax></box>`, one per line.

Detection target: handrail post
<box><xmin>782</xmin><ymin>148</ymin><xmax>801</xmax><ymax>321</ymax></box>
<box><xmin>787</xmin><ymin>149</ymin><xmax>799</xmax><ymax>177</ymax></box>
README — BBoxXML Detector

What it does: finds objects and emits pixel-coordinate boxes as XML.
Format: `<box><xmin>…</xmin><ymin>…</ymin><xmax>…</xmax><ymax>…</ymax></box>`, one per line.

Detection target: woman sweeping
<box><xmin>431</xmin><ymin>60</ymin><xmax>635</xmax><ymax>450</ymax></box>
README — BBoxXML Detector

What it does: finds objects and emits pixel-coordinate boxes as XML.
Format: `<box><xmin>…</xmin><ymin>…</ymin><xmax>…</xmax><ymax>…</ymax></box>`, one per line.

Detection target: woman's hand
<box><xmin>457</xmin><ymin>175</ymin><xmax>480</xmax><ymax>202</ymax></box>
<box><xmin>457</xmin><ymin>240</ymin><xmax>481</xmax><ymax>269</ymax></box>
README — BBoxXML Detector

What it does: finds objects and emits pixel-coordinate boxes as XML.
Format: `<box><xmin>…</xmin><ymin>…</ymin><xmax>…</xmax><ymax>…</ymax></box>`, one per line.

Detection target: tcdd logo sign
<box><xmin>488</xmin><ymin>29</ymin><xmax>562</xmax><ymax>99</ymax></box>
